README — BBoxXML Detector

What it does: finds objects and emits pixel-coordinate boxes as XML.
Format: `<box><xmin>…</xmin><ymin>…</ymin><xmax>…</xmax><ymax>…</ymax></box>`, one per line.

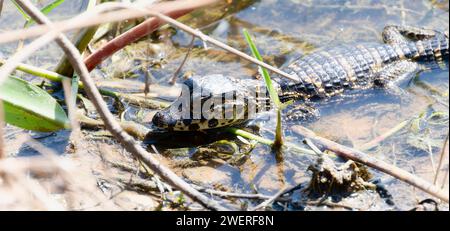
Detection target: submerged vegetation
<box><xmin>0</xmin><ymin>0</ymin><xmax>449</xmax><ymax>211</ymax></box>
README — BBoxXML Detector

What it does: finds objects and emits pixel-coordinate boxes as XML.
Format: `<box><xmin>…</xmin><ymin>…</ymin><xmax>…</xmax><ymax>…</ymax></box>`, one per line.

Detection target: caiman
<box><xmin>152</xmin><ymin>25</ymin><xmax>449</xmax><ymax>131</ymax></box>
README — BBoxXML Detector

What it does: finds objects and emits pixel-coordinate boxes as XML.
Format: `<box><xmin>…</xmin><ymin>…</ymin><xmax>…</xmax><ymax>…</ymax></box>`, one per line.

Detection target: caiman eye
<box><xmin>208</xmin><ymin>119</ymin><xmax>219</xmax><ymax>128</ymax></box>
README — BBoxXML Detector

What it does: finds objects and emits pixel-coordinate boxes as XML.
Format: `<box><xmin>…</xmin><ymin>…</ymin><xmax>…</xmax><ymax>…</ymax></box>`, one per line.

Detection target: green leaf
<box><xmin>40</xmin><ymin>0</ymin><xmax>66</xmax><ymax>15</ymax></box>
<box><xmin>0</xmin><ymin>76</ymin><xmax>70</xmax><ymax>132</ymax></box>
<box><xmin>24</xmin><ymin>0</ymin><xmax>66</xmax><ymax>27</ymax></box>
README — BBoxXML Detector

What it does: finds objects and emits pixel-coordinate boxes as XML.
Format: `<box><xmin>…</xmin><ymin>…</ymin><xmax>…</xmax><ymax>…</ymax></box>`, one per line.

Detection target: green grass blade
<box><xmin>243</xmin><ymin>29</ymin><xmax>282</xmax><ymax>107</ymax></box>
<box><xmin>24</xmin><ymin>0</ymin><xmax>66</xmax><ymax>27</ymax></box>
<box><xmin>40</xmin><ymin>0</ymin><xmax>66</xmax><ymax>15</ymax></box>
<box><xmin>226</xmin><ymin>127</ymin><xmax>273</xmax><ymax>146</ymax></box>
<box><xmin>11</xmin><ymin>0</ymin><xmax>31</xmax><ymax>20</ymax></box>
<box><xmin>54</xmin><ymin>0</ymin><xmax>97</xmax><ymax>76</ymax></box>
<box><xmin>243</xmin><ymin>29</ymin><xmax>284</xmax><ymax>147</ymax></box>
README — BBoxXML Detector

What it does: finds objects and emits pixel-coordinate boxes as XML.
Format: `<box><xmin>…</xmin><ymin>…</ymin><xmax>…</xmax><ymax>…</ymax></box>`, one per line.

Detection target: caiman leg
<box><xmin>285</xmin><ymin>102</ymin><xmax>320</xmax><ymax>121</ymax></box>
<box><xmin>382</xmin><ymin>25</ymin><xmax>442</xmax><ymax>44</ymax></box>
<box><xmin>373</xmin><ymin>60</ymin><xmax>420</xmax><ymax>95</ymax></box>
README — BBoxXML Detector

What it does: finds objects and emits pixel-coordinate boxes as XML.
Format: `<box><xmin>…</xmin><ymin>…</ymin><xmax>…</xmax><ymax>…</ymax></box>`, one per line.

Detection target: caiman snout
<box><xmin>152</xmin><ymin>111</ymin><xmax>176</xmax><ymax>130</ymax></box>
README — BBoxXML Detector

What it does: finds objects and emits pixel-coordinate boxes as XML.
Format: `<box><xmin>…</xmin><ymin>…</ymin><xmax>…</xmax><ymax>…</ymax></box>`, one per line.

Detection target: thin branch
<box><xmin>306</xmin><ymin>200</ymin><xmax>358</xmax><ymax>210</ymax></box>
<box><xmin>399</xmin><ymin>0</ymin><xmax>406</xmax><ymax>26</ymax></box>
<box><xmin>0</xmin><ymin>31</ymin><xmax>58</xmax><ymax>85</ymax></box>
<box><xmin>0</xmin><ymin>0</ymin><xmax>4</xmax><ymax>16</ymax></box>
<box><xmin>0</xmin><ymin>2</ymin><xmax>298</xmax><ymax>82</ymax></box>
<box><xmin>434</xmin><ymin>132</ymin><xmax>449</xmax><ymax>185</ymax></box>
<box><xmin>170</xmin><ymin>35</ymin><xmax>196</xmax><ymax>85</ymax></box>
<box><xmin>227</xmin><ymin>127</ymin><xmax>317</xmax><ymax>155</ymax></box>
<box><xmin>0</xmin><ymin>58</ymin><xmax>169</xmax><ymax>109</ymax></box>
<box><xmin>359</xmin><ymin>119</ymin><xmax>411</xmax><ymax>151</ymax></box>
<box><xmin>0</xmin><ymin>133</ymin><xmax>105</xmax><ymax>210</ymax></box>
<box><xmin>427</xmin><ymin>137</ymin><xmax>437</xmax><ymax>176</ymax></box>
<box><xmin>13</xmin><ymin>172</ymin><xmax>65</xmax><ymax>210</ymax></box>
<box><xmin>13</xmin><ymin>0</ymin><xmax>228</xmax><ymax>211</ymax></box>
<box><xmin>441</xmin><ymin>167</ymin><xmax>449</xmax><ymax>190</ymax></box>
<box><xmin>292</xmin><ymin>125</ymin><xmax>449</xmax><ymax>203</ymax></box>
<box><xmin>0</xmin><ymin>100</ymin><xmax>5</xmax><ymax>159</ymax></box>
<box><xmin>250</xmin><ymin>186</ymin><xmax>289</xmax><ymax>211</ymax></box>
<box><xmin>193</xmin><ymin>184</ymin><xmax>289</xmax><ymax>201</ymax></box>
<box><xmin>0</xmin><ymin>3</ymin><xmax>144</xmax><ymax>85</ymax></box>
<box><xmin>61</xmin><ymin>78</ymin><xmax>81</xmax><ymax>149</ymax></box>
<box><xmin>304</xmin><ymin>138</ymin><xmax>324</xmax><ymax>156</ymax></box>
<box><xmin>0</xmin><ymin>5</ymin><xmax>152</xmax><ymax>44</ymax></box>
<box><xmin>109</xmin><ymin>8</ymin><xmax>296</xmax><ymax>81</ymax></box>
<box><xmin>206</xmin><ymin>190</ymin><xmax>274</xmax><ymax>200</ymax></box>
<box><xmin>84</xmin><ymin>0</ymin><xmax>218</xmax><ymax>71</ymax></box>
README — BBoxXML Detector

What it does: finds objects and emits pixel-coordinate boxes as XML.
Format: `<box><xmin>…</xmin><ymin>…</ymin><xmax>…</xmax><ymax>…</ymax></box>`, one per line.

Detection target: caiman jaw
<box><xmin>152</xmin><ymin>111</ymin><xmax>177</xmax><ymax>131</ymax></box>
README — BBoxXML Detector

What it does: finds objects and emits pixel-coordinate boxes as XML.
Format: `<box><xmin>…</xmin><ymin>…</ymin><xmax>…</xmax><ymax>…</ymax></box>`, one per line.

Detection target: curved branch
<box><xmin>292</xmin><ymin>126</ymin><xmax>449</xmax><ymax>203</ymax></box>
<box><xmin>0</xmin><ymin>2</ymin><xmax>298</xmax><ymax>82</ymax></box>
<box><xmin>84</xmin><ymin>0</ymin><xmax>220</xmax><ymax>71</ymax></box>
<box><xmin>13</xmin><ymin>0</ymin><xmax>228</xmax><ymax>211</ymax></box>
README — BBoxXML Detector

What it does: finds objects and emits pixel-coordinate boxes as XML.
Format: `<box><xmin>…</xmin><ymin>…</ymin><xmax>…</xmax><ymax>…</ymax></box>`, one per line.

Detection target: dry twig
<box><xmin>61</xmin><ymin>77</ymin><xmax>81</xmax><ymax>151</ymax></box>
<box><xmin>12</xmin><ymin>0</ymin><xmax>227</xmax><ymax>211</ymax></box>
<box><xmin>193</xmin><ymin>185</ymin><xmax>289</xmax><ymax>201</ymax></box>
<box><xmin>84</xmin><ymin>0</ymin><xmax>219</xmax><ymax>71</ymax></box>
<box><xmin>0</xmin><ymin>100</ymin><xmax>4</xmax><ymax>159</ymax></box>
<box><xmin>250</xmin><ymin>186</ymin><xmax>289</xmax><ymax>211</ymax></box>
<box><xmin>292</xmin><ymin>126</ymin><xmax>449</xmax><ymax>203</ymax></box>
<box><xmin>170</xmin><ymin>35</ymin><xmax>196</xmax><ymax>85</ymax></box>
<box><xmin>434</xmin><ymin>132</ymin><xmax>449</xmax><ymax>185</ymax></box>
<box><xmin>0</xmin><ymin>0</ymin><xmax>3</xmax><ymax>16</ymax></box>
<box><xmin>0</xmin><ymin>2</ymin><xmax>298</xmax><ymax>82</ymax></box>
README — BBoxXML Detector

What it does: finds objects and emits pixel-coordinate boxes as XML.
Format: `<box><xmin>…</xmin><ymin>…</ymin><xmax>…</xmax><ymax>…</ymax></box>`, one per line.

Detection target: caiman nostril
<box><xmin>152</xmin><ymin>111</ymin><xmax>165</xmax><ymax>128</ymax></box>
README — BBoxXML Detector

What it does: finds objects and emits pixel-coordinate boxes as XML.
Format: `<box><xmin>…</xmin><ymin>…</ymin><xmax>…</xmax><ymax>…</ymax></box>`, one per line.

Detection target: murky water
<box><xmin>149</xmin><ymin>0</ymin><xmax>449</xmax><ymax>210</ymax></box>
<box><xmin>1</xmin><ymin>0</ymin><xmax>448</xmax><ymax>210</ymax></box>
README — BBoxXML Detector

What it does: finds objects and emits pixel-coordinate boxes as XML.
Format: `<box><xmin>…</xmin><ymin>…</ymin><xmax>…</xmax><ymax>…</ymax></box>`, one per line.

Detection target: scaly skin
<box><xmin>152</xmin><ymin>25</ymin><xmax>449</xmax><ymax>131</ymax></box>
<box><xmin>278</xmin><ymin>28</ymin><xmax>449</xmax><ymax>101</ymax></box>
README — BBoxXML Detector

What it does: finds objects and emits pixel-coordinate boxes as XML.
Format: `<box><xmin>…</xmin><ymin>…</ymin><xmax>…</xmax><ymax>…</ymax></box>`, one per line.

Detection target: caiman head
<box><xmin>152</xmin><ymin>74</ymin><xmax>272</xmax><ymax>131</ymax></box>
